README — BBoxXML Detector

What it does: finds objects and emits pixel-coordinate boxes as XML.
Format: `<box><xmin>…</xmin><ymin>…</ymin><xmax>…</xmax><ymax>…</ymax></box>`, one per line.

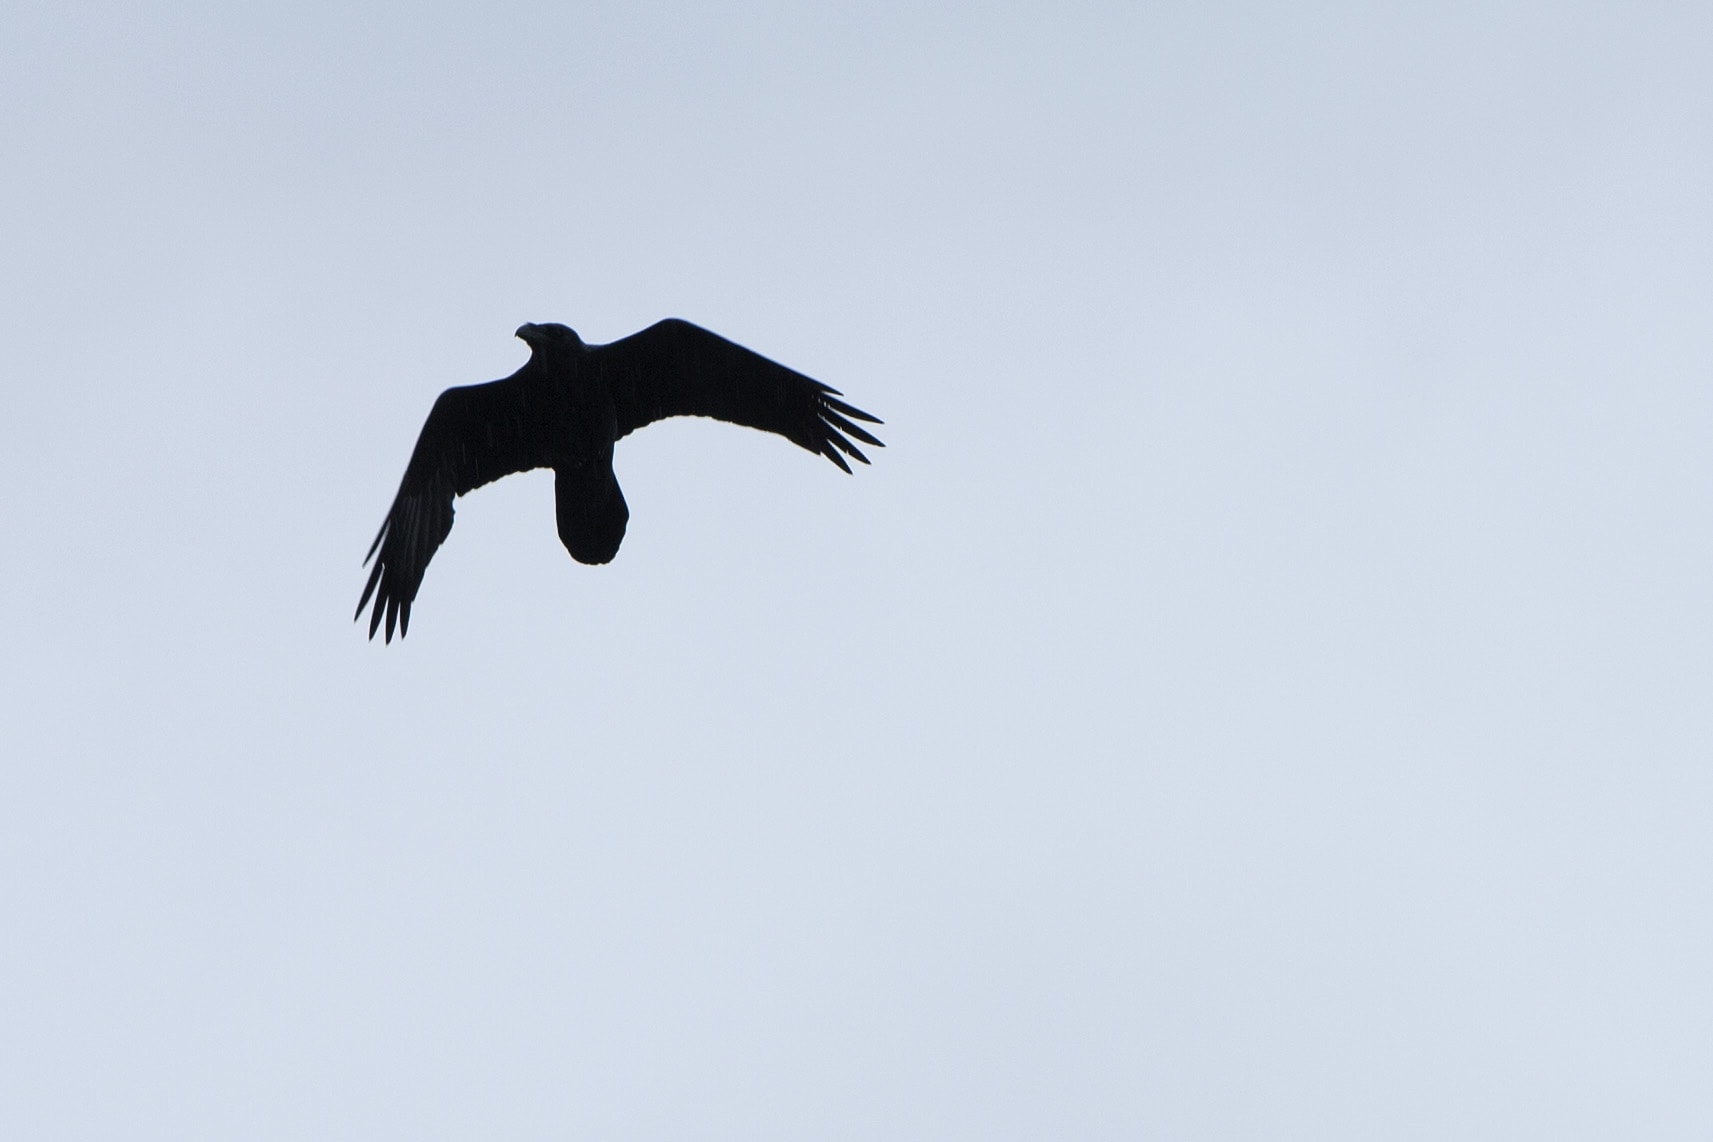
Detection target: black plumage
<box><xmin>356</xmin><ymin>319</ymin><xmax>883</xmax><ymax>641</ymax></box>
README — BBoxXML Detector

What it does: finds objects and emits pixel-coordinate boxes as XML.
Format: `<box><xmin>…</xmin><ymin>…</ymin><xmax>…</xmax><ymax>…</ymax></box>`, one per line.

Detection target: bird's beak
<box><xmin>515</xmin><ymin>323</ymin><xmax>540</xmax><ymax>345</ymax></box>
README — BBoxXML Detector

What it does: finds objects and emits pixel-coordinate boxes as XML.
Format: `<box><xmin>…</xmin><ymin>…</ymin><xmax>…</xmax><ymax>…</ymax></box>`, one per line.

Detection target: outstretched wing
<box><xmin>356</xmin><ymin>375</ymin><xmax>550</xmax><ymax>642</ymax></box>
<box><xmin>596</xmin><ymin>319</ymin><xmax>884</xmax><ymax>472</ymax></box>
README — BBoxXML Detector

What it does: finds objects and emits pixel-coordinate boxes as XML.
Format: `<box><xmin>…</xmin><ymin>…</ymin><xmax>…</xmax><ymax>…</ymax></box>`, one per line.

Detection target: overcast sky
<box><xmin>4</xmin><ymin>2</ymin><xmax>1711</xmax><ymax>1139</ymax></box>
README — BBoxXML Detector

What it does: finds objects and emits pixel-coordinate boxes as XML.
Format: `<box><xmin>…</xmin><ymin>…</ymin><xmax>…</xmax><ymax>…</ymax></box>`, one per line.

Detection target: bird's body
<box><xmin>356</xmin><ymin>319</ymin><xmax>882</xmax><ymax>641</ymax></box>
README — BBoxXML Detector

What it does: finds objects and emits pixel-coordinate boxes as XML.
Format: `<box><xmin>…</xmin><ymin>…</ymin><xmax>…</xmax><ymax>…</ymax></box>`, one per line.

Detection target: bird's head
<box><xmin>516</xmin><ymin>322</ymin><xmax>584</xmax><ymax>357</ymax></box>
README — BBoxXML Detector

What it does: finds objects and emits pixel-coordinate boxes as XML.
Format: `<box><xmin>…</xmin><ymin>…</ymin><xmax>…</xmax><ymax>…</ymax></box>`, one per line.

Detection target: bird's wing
<box><xmin>596</xmin><ymin>319</ymin><xmax>884</xmax><ymax>472</ymax></box>
<box><xmin>356</xmin><ymin>376</ymin><xmax>550</xmax><ymax>642</ymax></box>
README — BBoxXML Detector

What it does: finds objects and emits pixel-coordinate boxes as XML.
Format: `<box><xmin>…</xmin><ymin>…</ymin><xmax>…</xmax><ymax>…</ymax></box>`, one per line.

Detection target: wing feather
<box><xmin>355</xmin><ymin>374</ymin><xmax>549</xmax><ymax>641</ymax></box>
<box><xmin>596</xmin><ymin>319</ymin><xmax>884</xmax><ymax>468</ymax></box>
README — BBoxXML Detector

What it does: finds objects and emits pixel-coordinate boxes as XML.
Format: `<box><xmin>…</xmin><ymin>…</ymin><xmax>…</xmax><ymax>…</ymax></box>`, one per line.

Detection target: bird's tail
<box><xmin>555</xmin><ymin>466</ymin><xmax>629</xmax><ymax>565</ymax></box>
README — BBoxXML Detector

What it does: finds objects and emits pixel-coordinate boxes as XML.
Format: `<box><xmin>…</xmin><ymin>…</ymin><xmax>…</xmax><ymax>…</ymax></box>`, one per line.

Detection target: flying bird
<box><xmin>355</xmin><ymin>319</ymin><xmax>884</xmax><ymax>641</ymax></box>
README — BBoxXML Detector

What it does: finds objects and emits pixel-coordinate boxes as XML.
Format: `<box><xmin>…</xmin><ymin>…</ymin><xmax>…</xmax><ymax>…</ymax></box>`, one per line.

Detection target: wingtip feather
<box><xmin>822</xmin><ymin>440</ymin><xmax>854</xmax><ymax>473</ymax></box>
<box><xmin>825</xmin><ymin>410</ymin><xmax>885</xmax><ymax>448</ymax></box>
<box><xmin>823</xmin><ymin>396</ymin><xmax>882</xmax><ymax>425</ymax></box>
<box><xmin>355</xmin><ymin>560</ymin><xmax>384</xmax><ymax>621</ymax></box>
<box><xmin>364</xmin><ymin>520</ymin><xmax>388</xmax><ymax>565</ymax></box>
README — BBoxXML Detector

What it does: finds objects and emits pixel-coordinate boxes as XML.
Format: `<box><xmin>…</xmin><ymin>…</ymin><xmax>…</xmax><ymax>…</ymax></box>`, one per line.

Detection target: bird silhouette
<box><xmin>356</xmin><ymin>319</ymin><xmax>884</xmax><ymax>641</ymax></box>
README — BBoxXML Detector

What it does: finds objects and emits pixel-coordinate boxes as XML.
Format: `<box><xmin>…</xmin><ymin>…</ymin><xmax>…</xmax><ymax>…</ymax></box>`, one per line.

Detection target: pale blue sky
<box><xmin>4</xmin><ymin>2</ymin><xmax>1711</xmax><ymax>1138</ymax></box>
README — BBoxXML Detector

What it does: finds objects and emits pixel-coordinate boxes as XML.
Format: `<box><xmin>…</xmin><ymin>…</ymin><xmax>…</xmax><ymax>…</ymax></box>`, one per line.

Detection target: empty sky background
<box><xmin>3</xmin><ymin>2</ymin><xmax>1711</xmax><ymax>1138</ymax></box>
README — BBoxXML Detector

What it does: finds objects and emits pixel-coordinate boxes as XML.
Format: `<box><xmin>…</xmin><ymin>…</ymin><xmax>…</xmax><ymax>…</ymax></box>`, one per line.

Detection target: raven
<box><xmin>355</xmin><ymin>319</ymin><xmax>884</xmax><ymax>641</ymax></box>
